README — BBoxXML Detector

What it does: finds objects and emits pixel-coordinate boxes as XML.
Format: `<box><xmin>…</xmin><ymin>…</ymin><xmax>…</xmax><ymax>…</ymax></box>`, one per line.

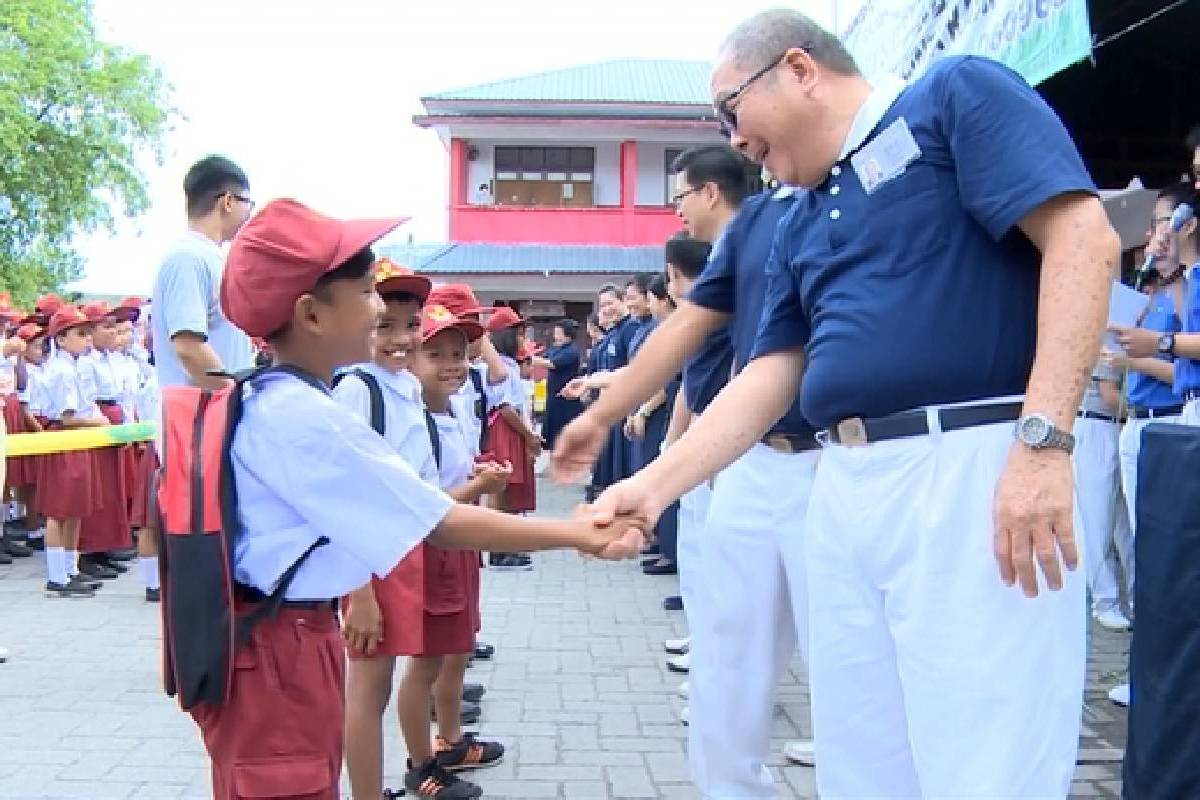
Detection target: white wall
<box><xmin>461</xmin><ymin>139</ymin><xmax>621</xmax><ymax>206</ymax></box>
<box><xmin>636</xmin><ymin>142</ymin><xmax>669</xmax><ymax>206</ymax></box>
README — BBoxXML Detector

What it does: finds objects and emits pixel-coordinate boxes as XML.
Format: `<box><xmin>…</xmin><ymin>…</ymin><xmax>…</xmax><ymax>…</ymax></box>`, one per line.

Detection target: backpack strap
<box><xmin>235</xmin><ymin>535</ymin><xmax>330</xmax><ymax>644</ymax></box>
<box><xmin>469</xmin><ymin>367</ymin><xmax>490</xmax><ymax>451</ymax></box>
<box><xmin>331</xmin><ymin>368</ymin><xmax>385</xmax><ymax>435</ymax></box>
<box><xmin>424</xmin><ymin>409</ymin><xmax>442</xmax><ymax>470</ymax></box>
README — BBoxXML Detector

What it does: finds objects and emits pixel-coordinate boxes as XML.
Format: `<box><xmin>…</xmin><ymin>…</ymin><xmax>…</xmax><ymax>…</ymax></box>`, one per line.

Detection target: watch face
<box><xmin>1017</xmin><ymin>415</ymin><xmax>1050</xmax><ymax>446</ymax></box>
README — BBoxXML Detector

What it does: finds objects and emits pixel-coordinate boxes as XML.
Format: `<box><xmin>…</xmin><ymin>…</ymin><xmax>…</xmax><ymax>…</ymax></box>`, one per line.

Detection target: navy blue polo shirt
<box><xmin>689</xmin><ymin>189</ymin><xmax>813</xmax><ymax>436</ymax></box>
<box><xmin>599</xmin><ymin>315</ymin><xmax>639</xmax><ymax>372</ymax></box>
<box><xmin>683</xmin><ymin>328</ymin><xmax>733</xmax><ymax>415</ymax></box>
<box><xmin>752</xmin><ymin>56</ymin><xmax>1097</xmax><ymax>429</ymax></box>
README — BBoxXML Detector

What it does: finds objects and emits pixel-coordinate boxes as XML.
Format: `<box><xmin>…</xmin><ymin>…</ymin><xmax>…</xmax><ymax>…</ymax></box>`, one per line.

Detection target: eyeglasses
<box><xmin>1151</xmin><ymin>216</ymin><xmax>1173</xmax><ymax>228</ymax></box>
<box><xmin>220</xmin><ymin>191</ymin><xmax>256</xmax><ymax>210</ymax></box>
<box><xmin>671</xmin><ymin>186</ymin><xmax>704</xmax><ymax>207</ymax></box>
<box><xmin>714</xmin><ymin>51</ymin><xmax>791</xmax><ymax>136</ymax></box>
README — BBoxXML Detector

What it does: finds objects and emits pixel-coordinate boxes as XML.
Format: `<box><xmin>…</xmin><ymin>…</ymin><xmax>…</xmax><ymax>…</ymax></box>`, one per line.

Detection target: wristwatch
<box><xmin>1015</xmin><ymin>413</ymin><xmax>1075</xmax><ymax>454</ymax></box>
<box><xmin>1158</xmin><ymin>333</ymin><xmax>1176</xmax><ymax>357</ymax></box>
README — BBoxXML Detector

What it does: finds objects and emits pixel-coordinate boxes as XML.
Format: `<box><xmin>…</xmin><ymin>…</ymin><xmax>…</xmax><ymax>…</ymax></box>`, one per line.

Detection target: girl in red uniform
<box><xmin>37</xmin><ymin>306</ymin><xmax>107</xmax><ymax>597</ymax></box>
<box><xmin>5</xmin><ymin>323</ymin><xmax>49</xmax><ymax>553</ymax></box>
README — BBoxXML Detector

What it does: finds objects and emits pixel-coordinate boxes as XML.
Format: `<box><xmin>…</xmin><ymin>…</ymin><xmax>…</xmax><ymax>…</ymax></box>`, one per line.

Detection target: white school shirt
<box><xmin>111</xmin><ymin>351</ymin><xmax>142</xmax><ymax>422</ymax></box>
<box><xmin>40</xmin><ymin>351</ymin><xmax>99</xmax><ymax>422</ymax></box>
<box><xmin>0</xmin><ymin>355</ymin><xmax>16</xmax><ymax>396</ymax></box>
<box><xmin>21</xmin><ymin>363</ymin><xmax>46</xmax><ymax>417</ymax></box>
<box><xmin>450</xmin><ymin>362</ymin><xmax>488</xmax><ymax>458</ymax></box>
<box><xmin>493</xmin><ymin>355</ymin><xmax>527</xmax><ymax>414</ymax></box>
<box><xmin>432</xmin><ymin>410</ymin><xmax>474</xmax><ymax>492</ymax></box>
<box><xmin>331</xmin><ymin>364</ymin><xmax>439</xmax><ymax>485</ymax></box>
<box><xmin>231</xmin><ymin>370</ymin><xmax>454</xmax><ymax>600</ymax></box>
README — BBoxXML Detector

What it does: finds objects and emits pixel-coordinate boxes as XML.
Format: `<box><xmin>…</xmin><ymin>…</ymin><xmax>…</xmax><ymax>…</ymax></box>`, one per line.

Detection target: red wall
<box><xmin>449</xmin><ymin>205</ymin><xmax>683</xmax><ymax>245</ymax></box>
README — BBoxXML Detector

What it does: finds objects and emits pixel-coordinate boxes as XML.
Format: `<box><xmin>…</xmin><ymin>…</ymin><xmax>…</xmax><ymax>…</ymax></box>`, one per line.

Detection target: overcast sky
<box><xmin>73</xmin><ymin>0</ymin><xmax>858</xmax><ymax>295</ymax></box>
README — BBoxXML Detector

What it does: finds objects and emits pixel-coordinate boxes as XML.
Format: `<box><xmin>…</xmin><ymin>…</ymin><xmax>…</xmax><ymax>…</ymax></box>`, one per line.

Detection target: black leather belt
<box><xmin>819</xmin><ymin>401</ymin><xmax>1024</xmax><ymax>446</ymax></box>
<box><xmin>1130</xmin><ymin>405</ymin><xmax>1183</xmax><ymax>419</ymax></box>
<box><xmin>1078</xmin><ymin>410</ymin><xmax>1122</xmax><ymax>424</ymax></box>
<box><xmin>761</xmin><ymin>431</ymin><xmax>820</xmax><ymax>454</ymax></box>
<box><xmin>235</xmin><ymin>584</ymin><xmax>336</xmax><ymax>611</ymax></box>
<box><xmin>96</xmin><ymin>399</ymin><xmax>118</xmax><ymax>407</ymax></box>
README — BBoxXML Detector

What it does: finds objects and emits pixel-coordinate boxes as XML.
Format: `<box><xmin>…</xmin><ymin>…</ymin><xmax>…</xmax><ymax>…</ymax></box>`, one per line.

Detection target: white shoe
<box><xmin>680</xmin><ymin>705</ymin><xmax>689</xmax><ymax>726</ymax></box>
<box><xmin>678</xmin><ymin>681</ymin><xmax>689</xmax><ymax>699</ymax></box>
<box><xmin>667</xmin><ymin>652</ymin><xmax>690</xmax><ymax>674</ymax></box>
<box><xmin>664</xmin><ymin>636</ymin><xmax>690</xmax><ymax>655</ymax></box>
<box><xmin>1109</xmin><ymin>683</ymin><xmax>1130</xmax><ymax>707</ymax></box>
<box><xmin>1094</xmin><ymin>608</ymin><xmax>1132</xmax><ymax>632</ymax></box>
<box><xmin>783</xmin><ymin>740</ymin><xmax>815</xmax><ymax>767</ymax></box>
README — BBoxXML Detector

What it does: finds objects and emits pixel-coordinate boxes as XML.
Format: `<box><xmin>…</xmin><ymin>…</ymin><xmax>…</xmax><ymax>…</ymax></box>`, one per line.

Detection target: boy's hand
<box><xmin>474</xmin><ymin>462</ymin><xmax>512</xmax><ymax>494</ymax></box>
<box><xmin>571</xmin><ymin>504</ymin><xmax>646</xmax><ymax>560</ymax></box>
<box><xmin>342</xmin><ymin>589</ymin><xmax>383</xmax><ymax>656</ymax></box>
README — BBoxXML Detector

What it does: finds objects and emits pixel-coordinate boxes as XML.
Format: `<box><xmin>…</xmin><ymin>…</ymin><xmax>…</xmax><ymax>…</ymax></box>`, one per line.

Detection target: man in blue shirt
<box><xmin>579</xmin><ymin>10</ymin><xmax>1119</xmax><ymax>799</ymax></box>
<box><xmin>555</xmin><ymin>144</ymin><xmax>819</xmax><ymax>796</ymax></box>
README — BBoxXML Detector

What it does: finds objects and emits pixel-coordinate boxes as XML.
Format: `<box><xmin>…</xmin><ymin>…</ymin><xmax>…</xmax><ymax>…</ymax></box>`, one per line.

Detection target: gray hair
<box><xmin>719</xmin><ymin>8</ymin><xmax>859</xmax><ymax>77</ymax></box>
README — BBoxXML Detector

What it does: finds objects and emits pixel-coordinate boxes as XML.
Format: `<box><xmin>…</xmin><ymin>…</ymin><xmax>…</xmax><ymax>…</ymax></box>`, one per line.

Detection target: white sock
<box><xmin>66</xmin><ymin>550</ymin><xmax>79</xmax><ymax>576</ymax></box>
<box><xmin>138</xmin><ymin>556</ymin><xmax>159</xmax><ymax>591</ymax></box>
<box><xmin>46</xmin><ymin>547</ymin><xmax>68</xmax><ymax>585</ymax></box>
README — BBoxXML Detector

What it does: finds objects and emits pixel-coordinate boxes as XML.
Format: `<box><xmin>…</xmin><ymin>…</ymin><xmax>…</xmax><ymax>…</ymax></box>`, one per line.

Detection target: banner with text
<box><xmin>842</xmin><ymin>0</ymin><xmax>1092</xmax><ymax>87</ymax></box>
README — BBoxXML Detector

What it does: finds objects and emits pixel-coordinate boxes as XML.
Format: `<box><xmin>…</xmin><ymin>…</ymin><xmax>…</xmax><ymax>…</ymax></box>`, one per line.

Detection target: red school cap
<box><xmin>16</xmin><ymin>323</ymin><xmax>45</xmax><ymax>342</ymax></box>
<box><xmin>221</xmin><ymin>199</ymin><xmax>409</xmax><ymax>338</ymax></box>
<box><xmin>420</xmin><ymin>303</ymin><xmax>484</xmax><ymax>344</ymax></box>
<box><xmin>426</xmin><ymin>284</ymin><xmax>483</xmax><ymax>318</ymax></box>
<box><xmin>47</xmin><ymin>305</ymin><xmax>91</xmax><ymax>339</ymax></box>
<box><xmin>485</xmin><ymin>305</ymin><xmax>524</xmax><ymax>333</ymax></box>
<box><xmin>374</xmin><ymin>258</ymin><xmax>432</xmax><ymax>302</ymax></box>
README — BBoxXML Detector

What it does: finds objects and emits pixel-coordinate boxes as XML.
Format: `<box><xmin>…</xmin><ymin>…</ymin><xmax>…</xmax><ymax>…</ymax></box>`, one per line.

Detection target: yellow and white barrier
<box><xmin>4</xmin><ymin>423</ymin><xmax>157</xmax><ymax>457</ymax></box>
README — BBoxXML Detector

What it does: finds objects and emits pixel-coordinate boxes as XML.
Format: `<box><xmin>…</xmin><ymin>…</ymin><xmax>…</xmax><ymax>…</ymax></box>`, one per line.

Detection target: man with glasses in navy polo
<box><xmin>586</xmin><ymin>9</ymin><xmax>1119</xmax><ymax>799</ymax></box>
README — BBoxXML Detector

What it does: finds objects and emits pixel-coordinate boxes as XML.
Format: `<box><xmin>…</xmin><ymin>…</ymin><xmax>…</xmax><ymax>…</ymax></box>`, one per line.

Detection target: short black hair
<box><xmin>586</xmin><ymin>312</ymin><xmax>600</xmax><ymax>328</ymax></box>
<box><xmin>1157</xmin><ymin>180</ymin><xmax>1196</xmax><ymax>210</ymax></box>
<box><xmin>380</xmin><ymin>290</ymin><xmax>423</xmax><ymax>307</ymax></box>
<box><xmin>665</xmin><ymin>232</ymin><xmax>712</xmax><ymax>279</ymax></box>
<box><xmin>491</xmin><ymin>326</ymin><xmax>521</xmax><ymax>359</ymax></box>
<box><xmin>184</xmin><ymin>155</ymin><xmax>249</xmax><ymax>218</ymax></box>
<box><xmin>599</xmin><ymin>283</ymin><xmax>622</xmax><ymax>300</ymax></box>
<box><xmin>314</xmin><ymin>247</ymin><xmax>374</xmax><ymax>298</ymax></box>
<box><xmin>648</xmin><ymin>272</ymin><xmax>670</xmax><ymax>301</ymax></box>
<box><xmin>626</xmin><ymin>272</ymin><xmax>654</xmax><ymax>295</ymax></box>
<box><xmin>555</xmin><ymin>318</ymin><xmax>579</xmax><ymax>339</ymax></box>
<box><xmin>181</xmin><ymin>155</ymin><xmax>247</xmax><ymax>219</ymax></box>
<box><xmin>1187</xmin><ymin>124</ymin><xmax>1200</xmax><ymax>153</ymax></box>
<box><xmin>671</xmin><ymin>146</ymin><xmax>751</xmax><ymax>207</ymax></box>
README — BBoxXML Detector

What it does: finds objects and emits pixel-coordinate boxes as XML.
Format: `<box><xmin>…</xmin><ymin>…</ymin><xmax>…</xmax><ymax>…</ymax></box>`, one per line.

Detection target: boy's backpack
<box><xmin>331</xmin><ymin>367</ymin><xmax>440</xmax><ymax>467</ymax></box>
<box><xmin>156</xmin><ymin>365</ymin><xmax>330</xmax><ymax>710</ymax></box>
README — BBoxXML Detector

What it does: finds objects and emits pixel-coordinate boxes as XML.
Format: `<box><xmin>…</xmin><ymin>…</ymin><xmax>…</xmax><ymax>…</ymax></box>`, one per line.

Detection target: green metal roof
<box><xmin>424</xmin><ymin>59</ymin><xmax>713</xmax><ymax>106</ymax></box>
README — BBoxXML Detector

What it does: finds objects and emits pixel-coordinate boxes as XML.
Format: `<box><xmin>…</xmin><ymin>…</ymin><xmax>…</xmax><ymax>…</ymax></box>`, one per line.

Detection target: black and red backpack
<box><xmin>155</xmin><ymin>365</ymin><xmax>328</xmax><ymax>710</ymax></box>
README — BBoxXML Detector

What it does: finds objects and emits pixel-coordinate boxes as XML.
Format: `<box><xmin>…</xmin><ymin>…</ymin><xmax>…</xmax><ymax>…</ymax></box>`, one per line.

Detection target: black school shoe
<box><xmin>473</xmin><ymin>642</ymin><xmax>495</xmax><ymax>660</ymax></box>
<box><xmin>106</xmin><ymin>549</ymin><xmax>137</xmax><ymax>562</ymax></box>
<box><xmin>70</xmin><ymin>574</ymin><xmax>103</xmax><ymax>591</ymax></box>
<box><xmin>643</xmin><ymin>559</ymin><xmax>678</xmax><ymax>576</ymax></box>
<box><xmin>0</xmin><ymin>550</ymin><xmax>11</xmax><ymax>566</ymax></box>
<box><xmin>2</xmin><ymin>535</ymin><xmax>32</xmax><ymax>558</ymax></box>
<box><xmin>78</xmin><ymin>556</ymin><xmax>119</xmax><ymax>580</ymax></box>
<box><xmin>462</xmin><ymin>683</ymin><xmax>486</xmax><ymax>703</ymax></box>
<box><xmin>145</xmin><ymin>588</ymin><xmax>160</xmax><ymax>603</ymax></box>
<box><xmin>434</xmin><ymin>733</ymin><xmax>504</xmax><ymax>771</ymax></box>
<box><xmin>45</xmin><ymin>577</ymin><xmax>96</xmax><ymax>598</ymax></box>
<box><xmin>663</xmin><ymin>595</ymin><xmax>684</xmax><ymax>611</ymax></box>
<box><xmin>404</xmin><ymin>758</ymin><xmax>482</xmax><ymax>799</ymax></box>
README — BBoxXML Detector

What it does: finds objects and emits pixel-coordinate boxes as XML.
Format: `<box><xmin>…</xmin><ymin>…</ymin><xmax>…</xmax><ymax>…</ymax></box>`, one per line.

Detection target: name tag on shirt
<box><xmin>851</xmin><ymin>117</ymin><xmax>921</xmax><ymax>195</ymax></box>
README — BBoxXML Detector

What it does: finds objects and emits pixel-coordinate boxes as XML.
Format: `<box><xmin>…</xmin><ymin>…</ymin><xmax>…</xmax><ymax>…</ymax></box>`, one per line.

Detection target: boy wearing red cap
<box><xmin>200</xmin><ymin>199</ymin><xmax>643</xmax><ymax>799</ymax></box>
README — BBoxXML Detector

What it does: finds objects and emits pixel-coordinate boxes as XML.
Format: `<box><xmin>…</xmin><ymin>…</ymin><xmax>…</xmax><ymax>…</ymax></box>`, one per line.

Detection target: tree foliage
<box><xmin>0</xmin><ymin>0</ymin><xmax>172</xmax><ymax>306</ymax></box>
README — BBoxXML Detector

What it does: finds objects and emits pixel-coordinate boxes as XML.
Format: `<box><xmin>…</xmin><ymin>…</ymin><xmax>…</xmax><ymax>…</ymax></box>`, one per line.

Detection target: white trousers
<box><xmin>677</xmin><ymin>481</ymin><xmax>713</xmax><ymax>630</ymax></box>
<box><xmin>1072</xmin><ymin>417</ymin><xmax>1130</xmax><ymax>613</ymax></box>
<box><xmin>805</xmin><ymin>423</ymin><xmax>1086</xmax><ymax>799</ymax></box>
<box><xmin>1182</xmin><ymin>398</ymin><xmax>1200</xmax><ymax>426</ymax></box>
<box><xmin>1118</xmin><ymin>414</ymin><xmax>1181</xmax><ymax>600</ymax></box>
<box><xmin>688</xmin><ymin>445</ymin><xmax>818</xmax><ymax>799</ymax></box>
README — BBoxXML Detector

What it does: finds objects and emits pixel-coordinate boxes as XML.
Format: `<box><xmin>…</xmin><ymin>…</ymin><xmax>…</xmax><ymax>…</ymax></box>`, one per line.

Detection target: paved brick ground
<box><xmin>0</xmin><ymin>480</ymin><xmax>1128</xmax><ymax>799</ymax></box>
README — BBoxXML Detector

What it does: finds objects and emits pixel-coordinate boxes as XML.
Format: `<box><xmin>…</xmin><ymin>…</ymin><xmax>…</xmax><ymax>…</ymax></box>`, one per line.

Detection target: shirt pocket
<box><xmin>860</xmin><ymin>164</ymin><xmax>950</xmax><ymax>279</ymax></box>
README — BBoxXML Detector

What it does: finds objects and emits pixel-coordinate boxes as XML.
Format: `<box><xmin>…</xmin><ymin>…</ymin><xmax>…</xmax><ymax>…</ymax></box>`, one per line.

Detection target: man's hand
<box><xmin>993</xmin><ymin>445</ymin><xmax>1078</xmax><ymax>597</ymax></box>
<box><xmin>570</xmin><ymin>504</ymin><xmax>646</xmax><ymax>560</ymax></box>
<box><xmin>552</xmin><ymin>411</ymin><xmax>610</xmax><ymax>483</ymax></box>
<box><xmin>1099</xmin><ymin>348</ymin><xmax>1132</xmax><ymax>372</ymax></box>
<box><xmin>589</xmin><ymin>475</ymin><xmax>665</xmax><ymax>538</ymax></box>
<box><xmin>342</xmin><ymin>587</ymin><xmax>384</xmax><ymax>656</ymax></box>
<box><xmin>1109</xmin><ymin>324</ymin><xmax>1160</xmax><ymax>359</ymax></box>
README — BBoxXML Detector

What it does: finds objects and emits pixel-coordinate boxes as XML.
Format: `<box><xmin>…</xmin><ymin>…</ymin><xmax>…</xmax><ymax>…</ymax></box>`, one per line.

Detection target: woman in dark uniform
<box><xmin>536</xmin><ymin>319</ymin><xmax>583</xmax><ymax>451</ymax></box>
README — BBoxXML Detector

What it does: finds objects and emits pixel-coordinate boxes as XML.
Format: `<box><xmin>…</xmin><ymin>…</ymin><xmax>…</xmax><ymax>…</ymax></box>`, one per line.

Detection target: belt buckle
<box><xmin>836</xmin><ymin>417</ymin><xmax>868</xmax><ymax>447</ymax></box>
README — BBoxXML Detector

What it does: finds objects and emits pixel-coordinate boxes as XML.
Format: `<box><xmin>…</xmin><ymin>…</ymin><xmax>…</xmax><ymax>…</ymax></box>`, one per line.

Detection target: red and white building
<box><xmin>383</xmin><ymin>59</ymin><xmax>724</xmax><ymax>321</ymax></box>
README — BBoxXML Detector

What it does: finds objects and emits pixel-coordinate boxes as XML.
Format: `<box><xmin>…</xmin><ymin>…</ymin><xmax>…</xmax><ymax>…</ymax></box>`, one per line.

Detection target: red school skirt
<box><xmin>4</xmin><ymin>393</ymin><xmax>35</xmax><ymax>490</ymax></box>
<box><xmin>36</xmin><ymin>421</ymin><xmax>103</xmax><ymax>520</ymax></box>
<box><xmin>78</xmin><ymin>404</ymin><xmax>132</xmax><ymax>553</ymax></box>
<box><xmin>129</xmin><ymin>442</ymin><xmax>159</xmax><ymax>529</ymax></box>
<box><xmin>487</xmin><ymin>411</ymin><xmax>536</xmax><ymax>513</ymax></box>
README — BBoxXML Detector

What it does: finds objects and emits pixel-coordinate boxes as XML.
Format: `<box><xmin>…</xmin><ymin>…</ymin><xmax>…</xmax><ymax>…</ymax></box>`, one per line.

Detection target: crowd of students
<box><xmin>0</xmin><ymin>294</ymin><xmax>162</xmax><ymax>601</ymax></box>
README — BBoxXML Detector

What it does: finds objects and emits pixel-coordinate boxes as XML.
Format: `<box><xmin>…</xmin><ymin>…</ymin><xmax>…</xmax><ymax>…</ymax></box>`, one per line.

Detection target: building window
<box><xmin>664</xmin><ymin>148</ymin><xmax>683</xmax><ymax>205</ymax></box>
<box><xmin>494</xmin><ymin>146</ymin><xmax>595</xmax><ymax>207</ymax></box>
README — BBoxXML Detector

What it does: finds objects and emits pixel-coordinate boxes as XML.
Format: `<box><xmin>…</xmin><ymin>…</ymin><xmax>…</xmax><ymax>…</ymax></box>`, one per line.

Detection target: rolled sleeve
<box><xmin>750</xmin><ymin>239</ymin><xmax>810</xmax><ymax>359</ymax></box>
<box><xmin>157</xmin><ymin>254</ymin><xmax>212</xmax><ymax>340</ymax></box>
<box><xmin>687</xmin><ymin>229</ymin><xmax>737</xmax><ymax>314</ymax></box>
<box><xmin>940</xmin><ymin>57</ymin><xmax>1097</xmax><ymax>241</ymax></box>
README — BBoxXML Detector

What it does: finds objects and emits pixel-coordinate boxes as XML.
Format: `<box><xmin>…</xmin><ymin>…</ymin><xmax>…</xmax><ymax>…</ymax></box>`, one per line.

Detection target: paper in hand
<box><xmin>1105</xmin><ymin>280</ymin><xmax>1150</xmax><ymax>353</ymax></box>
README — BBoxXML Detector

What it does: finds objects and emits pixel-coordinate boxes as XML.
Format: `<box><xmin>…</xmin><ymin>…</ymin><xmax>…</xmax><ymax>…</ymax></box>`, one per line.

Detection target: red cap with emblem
<box><xmin>375</xmin><ymin>257</ymin><xmax>431</xmax><ymax>302</ymax></box>
<box><xmin>485</xmin><ymin>305</ymin><xmax>524</xmax><ymax>333</ymax></box>
<box><xmin>426</xmin><ymin>284</ymin><xmax>483</xmax><ymax>318</ymax></box>
<box><xmin>221</xmin><ymin>199</ymin><xmax>409</xmax><ymax>338</ymax></box>
<box><xmin>47</xmin><ymin>305</ymin><xmax>92</xmax><ymax>339</ymax></box>
<box><xmin>420</xmin><ymin>303</ymin><xmax>484</xmax><ymax>343</ymax></box>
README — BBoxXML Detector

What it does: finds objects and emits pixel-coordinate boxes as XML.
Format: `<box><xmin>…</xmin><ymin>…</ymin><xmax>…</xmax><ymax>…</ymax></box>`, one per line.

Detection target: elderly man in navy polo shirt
<box><xmin>585</xmin><ymin>9</ymin><xmax>1119</xmax><ymax>799</ymax></box>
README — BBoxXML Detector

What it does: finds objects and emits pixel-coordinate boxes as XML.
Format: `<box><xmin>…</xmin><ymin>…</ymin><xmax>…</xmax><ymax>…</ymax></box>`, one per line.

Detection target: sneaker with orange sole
<box><xmin>403</xmin><ymin>758</ymin><xmax>481</xmax><ymax>799</ymax></box>
<box><xmin>434</xmin><ymin>733</ymin><xmax>505</xmax><ymax>771</ymax></box>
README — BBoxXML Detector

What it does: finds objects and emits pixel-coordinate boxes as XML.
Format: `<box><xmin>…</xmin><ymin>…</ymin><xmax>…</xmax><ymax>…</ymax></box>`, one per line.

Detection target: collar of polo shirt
<box><xmin>835</xmin><ymin>74</ymin><xmax>908</xmax><ymax>165</ymax></box>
